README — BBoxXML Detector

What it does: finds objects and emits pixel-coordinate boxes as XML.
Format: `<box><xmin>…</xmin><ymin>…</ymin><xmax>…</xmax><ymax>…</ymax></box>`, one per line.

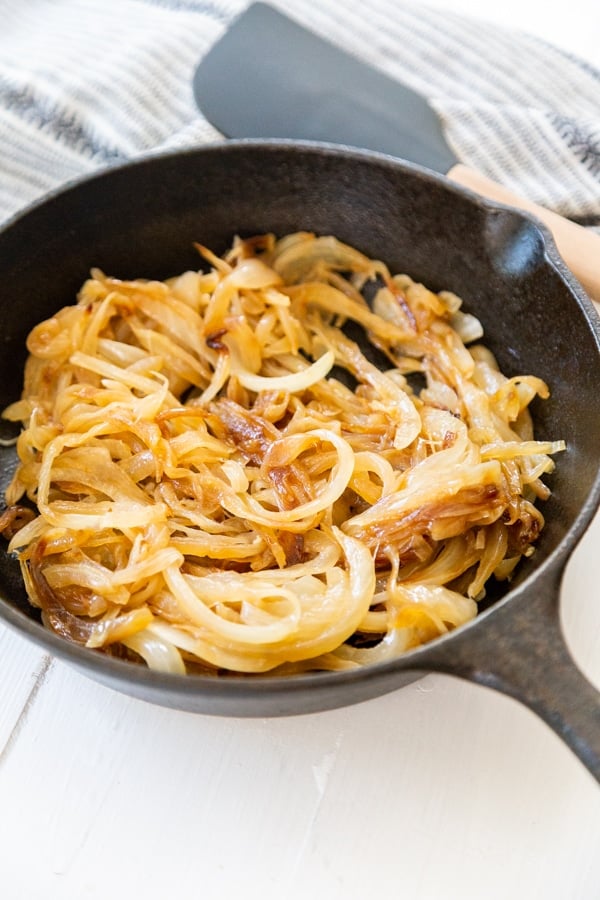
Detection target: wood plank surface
<box><xmin>0</xmin><ymin>627</ymin><xmax>50</xmax><ymax>755</ymax></box>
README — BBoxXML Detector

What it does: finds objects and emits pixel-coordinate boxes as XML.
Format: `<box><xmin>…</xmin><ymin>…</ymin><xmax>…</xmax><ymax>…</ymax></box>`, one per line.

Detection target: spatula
<box><xmin>193</xmin><ymin>2</ymin><xmax>600</xmax><ymax>303</ymax></box>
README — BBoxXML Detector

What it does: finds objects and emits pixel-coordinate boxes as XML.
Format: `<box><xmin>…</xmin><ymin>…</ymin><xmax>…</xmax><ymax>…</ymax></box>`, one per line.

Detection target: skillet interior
<box><xmin>0</xmin><ymin>141</ymin><xmax>598</xmax><ymax>712</ymax></box>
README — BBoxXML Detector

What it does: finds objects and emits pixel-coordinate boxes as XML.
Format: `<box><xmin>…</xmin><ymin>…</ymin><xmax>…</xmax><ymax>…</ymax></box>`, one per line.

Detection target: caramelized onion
<box><xmin>2</xmin><ymin>233</ymin><xmax>563</xmax><ymax>674</ymax></box>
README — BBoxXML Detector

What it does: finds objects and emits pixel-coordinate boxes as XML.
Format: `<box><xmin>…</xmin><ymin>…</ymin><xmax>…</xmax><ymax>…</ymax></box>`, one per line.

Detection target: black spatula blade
<box><xmin>193</xmin><ymin>2</ymin><xmax>458</xmax><ymax>173</ymax></box>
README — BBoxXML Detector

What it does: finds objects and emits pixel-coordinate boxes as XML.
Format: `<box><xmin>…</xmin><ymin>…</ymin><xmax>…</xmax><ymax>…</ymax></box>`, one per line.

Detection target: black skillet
<box><xmin>0</xmin><ymin>141</ymin><xmax>599</xmax><ymax>780</ymax></box>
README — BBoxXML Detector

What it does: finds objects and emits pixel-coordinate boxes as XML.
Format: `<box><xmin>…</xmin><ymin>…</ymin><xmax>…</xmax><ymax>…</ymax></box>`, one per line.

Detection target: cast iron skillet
<box><xmin>0</xmin><ymin>141</ymin><xmax>599</xmax><ymax>780</ymax></box>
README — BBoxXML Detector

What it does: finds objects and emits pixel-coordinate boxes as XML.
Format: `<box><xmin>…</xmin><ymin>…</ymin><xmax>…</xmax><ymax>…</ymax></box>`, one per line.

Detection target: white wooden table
<box><xmin>1</xmin><ymin>3</ymin><xmax>599</xmax><ymax>898</ymax></box>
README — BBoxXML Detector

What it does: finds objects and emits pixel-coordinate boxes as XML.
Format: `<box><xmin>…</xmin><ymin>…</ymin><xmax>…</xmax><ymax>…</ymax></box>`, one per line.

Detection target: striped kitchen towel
<box><xmin>0</xmin><ymin>0</ymin><xmax>599</xmax><ymax>228</ymax></box>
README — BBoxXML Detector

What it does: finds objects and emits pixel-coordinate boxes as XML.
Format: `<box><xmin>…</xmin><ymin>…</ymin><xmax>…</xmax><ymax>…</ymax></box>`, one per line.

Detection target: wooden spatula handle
<box><xmin>448</xmin><ymin>163</ymin><xmax>600</xmax><ymax>308</ymax></box>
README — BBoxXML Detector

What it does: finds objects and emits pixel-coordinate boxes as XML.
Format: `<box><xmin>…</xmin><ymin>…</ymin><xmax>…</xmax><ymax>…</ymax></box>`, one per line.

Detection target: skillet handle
<box><xmin>422</xmin><ymin>562</ymin><xmax>600</xmax><ymax>782</ymax></box>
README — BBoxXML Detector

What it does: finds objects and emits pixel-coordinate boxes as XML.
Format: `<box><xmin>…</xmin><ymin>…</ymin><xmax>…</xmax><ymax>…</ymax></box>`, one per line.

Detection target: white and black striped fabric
<box><xmin>1</xmin><ymin>0</ymin><xmax>599</xmax><ymax>227</ymax></box>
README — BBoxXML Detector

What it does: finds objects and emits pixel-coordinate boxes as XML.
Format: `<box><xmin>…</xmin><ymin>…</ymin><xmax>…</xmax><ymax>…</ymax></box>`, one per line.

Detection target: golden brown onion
<box><xmin>2</xmin><ymin>233</ymin><xmax>563</xmax><ymax>674</ymax></box>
